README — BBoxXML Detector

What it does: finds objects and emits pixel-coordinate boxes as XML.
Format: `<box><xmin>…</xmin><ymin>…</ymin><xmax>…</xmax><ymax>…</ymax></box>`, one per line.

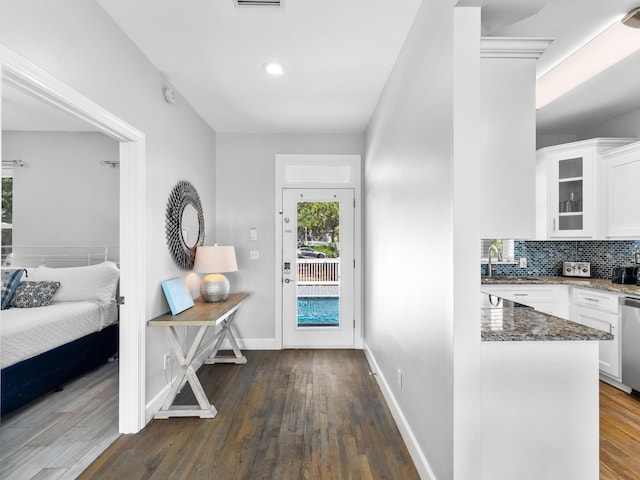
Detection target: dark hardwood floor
<box><xmin>70</xmin><ymin>352</ymin><xmax>640</xmax><ymax>479</ymax></box>
<box><xmin>79</xmin><ymin>350</ymin><xmax>420</xmax><ymax>480</ymax></box>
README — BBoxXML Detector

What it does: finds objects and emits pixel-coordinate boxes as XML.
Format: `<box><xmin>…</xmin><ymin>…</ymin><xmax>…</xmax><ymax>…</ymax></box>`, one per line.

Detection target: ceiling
<box><xmin>96</xmin><ymin>0</ymin><xmax>423</xmax><ymax>134</ymax></box>
<box><xmin>487</xmin><ymin>0</ymin><xmax>640</xmax><ymax>136</ymax></box>
<box><xmin>3</xmin><ymin>0</ymin><xmax>640</xmax><ymax>137</ymax></box>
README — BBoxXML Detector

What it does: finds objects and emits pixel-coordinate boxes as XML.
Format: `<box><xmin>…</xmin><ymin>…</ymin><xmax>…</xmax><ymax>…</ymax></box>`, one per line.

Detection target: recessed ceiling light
<box><xmin>536</xmin><ymin>11</ymin><xmax>640</xmax><ymax>109</ymax></box>
<box><xmin>263</xmin><ymin>62</ymin><xmax>285</xmax><ymax>76</ymax></box>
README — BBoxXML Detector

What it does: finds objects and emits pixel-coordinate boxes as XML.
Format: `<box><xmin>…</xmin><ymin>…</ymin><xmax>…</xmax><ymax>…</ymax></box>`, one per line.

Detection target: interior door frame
<box><xmin>0</xmin><ymin>44</ymin><xmax>147</xmax><ymax>434</ymax></box>
<box><xmin>275</xmin><ymin>154</ymin><xmax>362</xmax><ymax>349</ymax></box>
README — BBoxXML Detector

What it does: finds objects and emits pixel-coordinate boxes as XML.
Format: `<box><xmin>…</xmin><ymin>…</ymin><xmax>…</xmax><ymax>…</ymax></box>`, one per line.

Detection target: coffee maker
<box><xmin>612</xmin><ymin>266</ymin><xmax>639</xmax><ymax>284</ymax></box>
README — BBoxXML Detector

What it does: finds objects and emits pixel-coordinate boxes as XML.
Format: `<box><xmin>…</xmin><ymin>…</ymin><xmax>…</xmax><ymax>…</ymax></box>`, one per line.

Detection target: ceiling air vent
<box><xmin>235</xmin><ymin>0</ymin><xmax>281</xmax><ymax>6</ymax></box>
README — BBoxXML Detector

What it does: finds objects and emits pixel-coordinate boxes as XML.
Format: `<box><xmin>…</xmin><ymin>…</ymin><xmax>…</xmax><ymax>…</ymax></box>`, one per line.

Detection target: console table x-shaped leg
<box><xmin>156</xmin><ymin>324</ymin><xmax>217</xmax><ymax>419</ymax></box>
<box><xmin>148</xmin><ymin>293</ymin><xmax>250</xmax><ymax>419</ymax></box>
<box><xmin>204</xmin><ymin>312</ymin><xmax>247</xmax><ymax>365</ymax></box>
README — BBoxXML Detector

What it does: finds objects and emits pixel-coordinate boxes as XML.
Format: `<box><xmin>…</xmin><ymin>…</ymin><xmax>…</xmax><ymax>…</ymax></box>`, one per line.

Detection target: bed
<box><xmin>1</xmin><ymin>259</ymin><xmax>120</xmax><ymax>416</ymax></box>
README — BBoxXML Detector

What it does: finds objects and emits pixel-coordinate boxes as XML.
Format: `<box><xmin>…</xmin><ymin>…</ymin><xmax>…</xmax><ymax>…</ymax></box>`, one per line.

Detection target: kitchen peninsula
<box><xmin>480</xmin><ymin>292</ymin><xmax>612</xmax><ymax>480</ymax></box>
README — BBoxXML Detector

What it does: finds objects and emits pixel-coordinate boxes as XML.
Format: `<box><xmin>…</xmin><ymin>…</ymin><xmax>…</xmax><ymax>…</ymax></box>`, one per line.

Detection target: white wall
<box><xmin>537</xmin><ymin>105</ymin><xmax>640</xmax><ymax>149</ymax></box>
<box><xmin>365</xmin><ymin>2</ymin><xmax>451</xmax><ymax>478</ymax></box>
<box><xmin>215</xmin><ymin>133</ymin><xmax>364</xmax><ymax>345</ymax></box>
<box><xmin>537</xmin><ymin>133</ymin><xmax>578</xmax><ymax>149</ymax></box>
<box><xmin>364</xmin><ymin>3</ymin><xmax>481</xmax><ymax>479</ymax></box>
<box><xmin>0</xmin><ymin>0</ymin><xmax>217</xmax><ymax>412</ymax></box>
<box><xmin>480</xmin><ymin>51</ymin><xmax>538</xmax><ymax>239</ymax></box>
<box><xmin>579</xmin><ymin>106</ymin><xmax>640</xmax><ymax>140</ymax></box>
<box><xmin>3</xmin><ymin>131</ymin><xmax>119</xmax><ymax>254</ymax></box>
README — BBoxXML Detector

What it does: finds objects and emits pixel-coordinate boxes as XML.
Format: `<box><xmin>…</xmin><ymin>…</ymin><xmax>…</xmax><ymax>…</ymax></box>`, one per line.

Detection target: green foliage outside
<box><xmin>490</xmin><ymin>239</ymin><xmax>503</xmax><ymax>259</ymax></box>
<box><xmin>297</xmin><ymin>201</ymin><xmax>340</xmax><ymax>258</ymax></box>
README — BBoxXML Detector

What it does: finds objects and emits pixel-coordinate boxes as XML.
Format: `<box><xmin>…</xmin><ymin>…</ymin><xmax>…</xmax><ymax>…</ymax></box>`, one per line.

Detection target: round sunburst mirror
<box><xmin>165</xmin><ymin>180</ymin><xmax>205</xmax><ymax>270</ymax></box>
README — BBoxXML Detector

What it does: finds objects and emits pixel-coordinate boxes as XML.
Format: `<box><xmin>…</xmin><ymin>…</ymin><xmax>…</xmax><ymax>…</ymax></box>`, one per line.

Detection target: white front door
<box><xmin>282</xmin><ymin>188</ymin><xmax>355</xmax><ymax>348</ymax></box>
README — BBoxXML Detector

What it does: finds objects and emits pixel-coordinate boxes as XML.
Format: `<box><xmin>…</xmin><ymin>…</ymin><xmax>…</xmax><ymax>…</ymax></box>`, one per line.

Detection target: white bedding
<box><xmin>0</xmin><ymin>301</ymin><xmax>117</xmax><ymax>369</ymax></box>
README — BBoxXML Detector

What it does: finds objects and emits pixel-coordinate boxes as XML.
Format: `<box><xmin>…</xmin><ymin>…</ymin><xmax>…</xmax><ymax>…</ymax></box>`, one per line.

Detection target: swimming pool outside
<box><xmin>297</xmin><ymin>297</ymin><xmax>339</xmax><ymax>327</ymax></box>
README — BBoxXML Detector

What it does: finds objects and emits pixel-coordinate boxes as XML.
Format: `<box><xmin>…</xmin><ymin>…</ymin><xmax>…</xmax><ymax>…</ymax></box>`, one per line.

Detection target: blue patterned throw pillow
<box><xmin>1</xmin><ymin>268</ymin><xmax>26</xmax><ymax>310</ymax></box>
<box><xmin>9</xmin><ymin>281</ymin><xmax>60</xmax><ymax>308</ymax></box>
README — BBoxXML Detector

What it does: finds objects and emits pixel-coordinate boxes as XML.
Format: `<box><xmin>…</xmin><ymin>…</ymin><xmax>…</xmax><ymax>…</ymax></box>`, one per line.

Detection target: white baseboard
<box><xmin>363</xmin><ymin>342</ymin><xmax>436</xmax><ymax>480</ymax></box>
<box><xmin>221</xmin><ymin>337</ymin><xmax>278</xmax><ymax>350</ymax></box>
<box><xmin>600</xmin><ymin>373</ymin><xmax>632</xmax><ymax>393</ymax></box>
<box><xmin>146</xmin><ymin>382</ymin><xmax>171</xmax><ymax>424</ymax></box>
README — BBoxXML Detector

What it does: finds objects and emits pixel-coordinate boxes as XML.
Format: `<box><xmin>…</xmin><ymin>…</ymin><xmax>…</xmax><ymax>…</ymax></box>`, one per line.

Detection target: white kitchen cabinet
<box><xmin>479</xmin><ymin>38</ymin><xmax>550</xmax><ymax>239</ymax></box>
<box><xmin>572</xmin><ymin>287</ymin><xmax>621</xmax><ymax>314</ymax></box>
<box><xmin>601</xmin><ymin>140</ymin><xmax>640</xmax><ymax>238</ymax></box>
<box><xmin>481</xmin><ymin>284</ymin><xmax>570</xmax><ymax>319</ymax></box>
<box><xmin>573</xmin><ymin>306</ymin><xmax>619</xmax><ymax>379</ymax></box>
<box><xmin>536</xmin><ymin>138</ymin><xmax>634</xmax><ymax>240</ymax></box>
<box><xmin>571</xmin><ymin>287</ymin><xmax>621</xmax><ymax>380</ymax></box>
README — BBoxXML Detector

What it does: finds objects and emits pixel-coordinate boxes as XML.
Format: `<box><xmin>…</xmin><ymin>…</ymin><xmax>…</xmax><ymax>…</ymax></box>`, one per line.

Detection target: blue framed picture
<box><xmin>161</xmin><ymin>277</ymin><xmax>194</xmax><ymax>315</ymax></box>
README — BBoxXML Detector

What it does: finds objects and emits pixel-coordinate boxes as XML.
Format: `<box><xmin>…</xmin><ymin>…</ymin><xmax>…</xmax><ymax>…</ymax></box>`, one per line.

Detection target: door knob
<box><xmin>284</xmin><ymin>278</ymin><xmax>291</xmax><ymax>283</ymax></box>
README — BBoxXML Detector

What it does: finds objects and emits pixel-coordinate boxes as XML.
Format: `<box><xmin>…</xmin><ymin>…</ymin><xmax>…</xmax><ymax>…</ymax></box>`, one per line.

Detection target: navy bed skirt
<box><xmin>1</xmin><ymin>323</ymin><xmax>119</xmax><ymax>416</ymax></box>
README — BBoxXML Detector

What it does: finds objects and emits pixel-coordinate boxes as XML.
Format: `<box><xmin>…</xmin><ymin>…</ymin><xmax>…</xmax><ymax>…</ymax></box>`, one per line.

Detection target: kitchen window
<box><xmin>480</xmin><ymin>239</ymin><xmax>515</xmax><ymax>264</ymax></box>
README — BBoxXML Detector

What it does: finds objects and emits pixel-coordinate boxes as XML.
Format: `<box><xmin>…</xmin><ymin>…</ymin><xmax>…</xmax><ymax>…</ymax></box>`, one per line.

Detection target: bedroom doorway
<box><xmin>1</xmin><ymin>44</ymin><xmax>146</xmax><ymax>434</ymax></box>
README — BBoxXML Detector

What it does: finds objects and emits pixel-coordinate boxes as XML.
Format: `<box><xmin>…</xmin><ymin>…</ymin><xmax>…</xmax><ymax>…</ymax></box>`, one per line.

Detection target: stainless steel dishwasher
<box><xmin>622</xmin><ymin>297</ymin><xmax>640</xmax><ymax>391</ymax></box>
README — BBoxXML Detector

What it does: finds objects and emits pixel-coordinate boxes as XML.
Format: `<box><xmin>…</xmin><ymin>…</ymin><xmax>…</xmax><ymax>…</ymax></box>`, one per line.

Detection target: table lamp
<box><xmin>193</xmin><ymin>245</ymin><xmax>238</xmax><ymax>302</ymax></box>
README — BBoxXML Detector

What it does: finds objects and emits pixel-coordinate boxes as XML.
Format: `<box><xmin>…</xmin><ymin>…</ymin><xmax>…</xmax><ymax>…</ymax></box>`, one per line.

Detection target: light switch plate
<box><xmin>250</xmin><ymin>227</ymin><xmax>258</xmax><ymax>241</ymax></box>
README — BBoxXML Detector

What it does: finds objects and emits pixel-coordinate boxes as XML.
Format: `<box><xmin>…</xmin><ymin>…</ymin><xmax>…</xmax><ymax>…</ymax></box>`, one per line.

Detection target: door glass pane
<box><xmin>558</xmin><ymin>180</ymin><xmax>583</xmax><ymax>213</ymax></box>
<box><xmin>296</xmin><ymin>201</ymin><xmax>340</xmax><ymax>327</ymax></box>
<box><xmin>558</xmin><ymin>158</ymin><xmax>583</xmax><ymax>221</ymax></box>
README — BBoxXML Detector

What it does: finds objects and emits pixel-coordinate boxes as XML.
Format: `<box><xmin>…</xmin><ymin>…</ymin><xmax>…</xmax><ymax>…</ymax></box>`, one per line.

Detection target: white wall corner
<box><xmin>363</xmin><ymin>343</ymin><xmax>436</xmax><ymax>480</ymax></box>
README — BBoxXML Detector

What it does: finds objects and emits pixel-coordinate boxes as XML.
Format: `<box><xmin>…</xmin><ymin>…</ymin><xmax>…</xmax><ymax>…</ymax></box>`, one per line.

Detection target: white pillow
<box><xmin>30</xmin><ymin>261</ymin><xmax>119</xmax><ymax>306</ymax></box>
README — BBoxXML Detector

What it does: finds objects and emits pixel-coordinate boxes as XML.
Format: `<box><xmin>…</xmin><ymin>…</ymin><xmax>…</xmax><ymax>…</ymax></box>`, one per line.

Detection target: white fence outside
<box><xmin>297</xmin><ymin>258</ymin><xmax>339</xmax><ymax>284</ymax></box>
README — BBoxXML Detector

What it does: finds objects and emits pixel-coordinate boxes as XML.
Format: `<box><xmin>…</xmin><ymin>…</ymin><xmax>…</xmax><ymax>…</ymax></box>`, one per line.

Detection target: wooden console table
<box><xmin>147</xmin><ymin>293</ymin><xmax>250</xmax><ymax>419</ymax></box>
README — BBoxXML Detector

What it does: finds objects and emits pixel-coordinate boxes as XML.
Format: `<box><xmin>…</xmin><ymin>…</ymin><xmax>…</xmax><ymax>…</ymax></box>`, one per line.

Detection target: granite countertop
<box><xmin>480</xmin><ymin>293</ymin><xmax>614</xmax><ymax>342</ymax></box>
<box><xmin>481</xmin><ymin>275</ymin><xmax>640</xmax><ymax>297</ymax></box>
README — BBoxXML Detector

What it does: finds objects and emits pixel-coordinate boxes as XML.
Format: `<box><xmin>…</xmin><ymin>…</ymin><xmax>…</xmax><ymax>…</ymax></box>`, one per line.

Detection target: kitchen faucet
<box><xmin>486</xmin><ymin>244</ymin><xmax>503</xmax><ymax>277</ymax></box>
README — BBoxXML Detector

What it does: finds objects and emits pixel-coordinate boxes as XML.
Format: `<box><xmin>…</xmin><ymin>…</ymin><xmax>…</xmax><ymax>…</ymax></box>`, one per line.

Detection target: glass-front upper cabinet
<box><xmin>557</xmin><ymin>156</ymin><xmax>585</xmax><ymax>233</ymax></box>
<box><xmin>536</xmin><ymin>138</ymin><xmax>635</xmax><ymax>240</ymax></box>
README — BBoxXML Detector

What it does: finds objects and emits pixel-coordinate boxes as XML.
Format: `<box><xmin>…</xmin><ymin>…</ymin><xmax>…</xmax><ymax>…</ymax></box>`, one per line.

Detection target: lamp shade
<box><xmin>193</xmin><ymin>245</ymin><xmax>238</xmax><ymax>302</ymax></box>
<box><xmin>194</xmin><ymin>245</ymin><xmax>238</xmax><ymax>273</ymax></box>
